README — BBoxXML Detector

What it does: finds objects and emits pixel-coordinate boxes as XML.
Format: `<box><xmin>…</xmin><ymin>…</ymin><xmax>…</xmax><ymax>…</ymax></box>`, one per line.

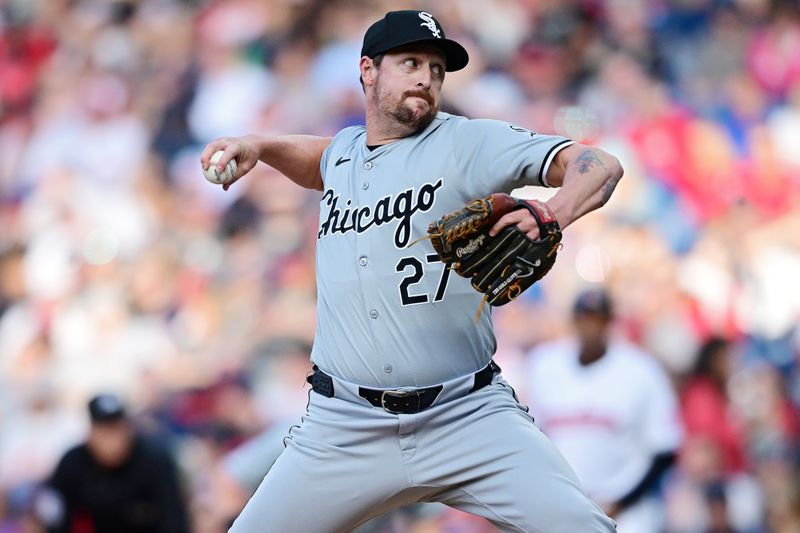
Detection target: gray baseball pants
<box><xmin>229</xmin><ymin>369</ymin><xmax>616</xmax><ymax>533</ymax></box>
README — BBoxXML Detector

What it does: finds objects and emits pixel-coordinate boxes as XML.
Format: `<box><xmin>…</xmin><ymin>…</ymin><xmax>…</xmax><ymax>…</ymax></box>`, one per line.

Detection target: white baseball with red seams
<box><xmin>203</xmin><ymin>150</ymin><xmax>237</xmax><ymax>184</ymax></box>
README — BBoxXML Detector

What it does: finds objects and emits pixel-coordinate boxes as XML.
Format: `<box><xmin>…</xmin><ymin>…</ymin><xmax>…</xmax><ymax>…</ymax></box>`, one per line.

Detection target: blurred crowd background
<box><xmin>1</xmin><ymin>0</ymin><xmax>799</xmax><ymax>531</ymax></box>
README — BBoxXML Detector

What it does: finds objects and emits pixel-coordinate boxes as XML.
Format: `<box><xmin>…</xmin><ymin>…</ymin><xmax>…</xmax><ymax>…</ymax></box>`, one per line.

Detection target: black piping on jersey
<box><xmin>362</xmin><ymin>117</ymin><xmax>446</xmax><ymax>155</ymax></box>
<box><xmin>283</xmin><ymin>386</ymin><xmax>314</xmax><ymax>448</ymax></box>
<box><xmin>537</xmin><ymin>139</ymin><xmax>573</xmax><ymax>187</ymax></box>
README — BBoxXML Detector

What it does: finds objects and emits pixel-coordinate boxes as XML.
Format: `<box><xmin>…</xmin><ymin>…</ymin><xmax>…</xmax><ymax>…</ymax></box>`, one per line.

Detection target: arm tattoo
<box><xmin>576</xmin><ymin>149</ymin><xmax>619</xmax><ymax>204</ymax></box>
<box><xmin>601</xmin><ymin>174</ymin><xmax>621</xmax><ymax>204</ymax></box>
<box><xmin>576</xmin><ymin>149</ymin><xmax>605</xmax><ymax>174</ymax></box>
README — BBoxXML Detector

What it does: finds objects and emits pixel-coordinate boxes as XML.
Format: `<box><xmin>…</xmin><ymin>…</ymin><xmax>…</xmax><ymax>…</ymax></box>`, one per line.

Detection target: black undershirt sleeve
<box><xmin>614</xmin><ymin>451</ymin><xmax>677</xmax><ymax>512</ymax></box>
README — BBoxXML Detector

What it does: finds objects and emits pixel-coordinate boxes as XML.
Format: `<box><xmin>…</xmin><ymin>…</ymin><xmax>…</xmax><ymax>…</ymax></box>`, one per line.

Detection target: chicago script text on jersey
<box><xmin>318</xmin><ymin>178</ymin><xmax>444</xmax><ymax>248</ymax></box>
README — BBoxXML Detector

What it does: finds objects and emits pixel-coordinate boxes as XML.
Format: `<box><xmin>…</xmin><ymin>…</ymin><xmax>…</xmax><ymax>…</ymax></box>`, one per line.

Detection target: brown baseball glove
<box><xmin>427</xmin><ymin>193</ymin><xmax>562</xmax><ymax>312</ymax></box>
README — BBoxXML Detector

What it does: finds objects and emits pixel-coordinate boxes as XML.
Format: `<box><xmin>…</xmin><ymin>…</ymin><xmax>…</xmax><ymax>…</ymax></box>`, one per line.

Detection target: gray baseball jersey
<box><xmin>312</xmin><ymin>111</ymin><xmax>573</xmax><ymax>388</ymax></box>
<box><xmin>230</xmin><ymin>112</ymin><xmax>617</xmax><ymax>533</ymax></box>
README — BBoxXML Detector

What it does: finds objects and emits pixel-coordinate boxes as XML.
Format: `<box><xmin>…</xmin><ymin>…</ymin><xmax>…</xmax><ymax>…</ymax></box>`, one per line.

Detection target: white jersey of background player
<box><xmin>526</xmin><ymin>289</ymin><xmax>683</xmax><ymax>532</ymax></box>
<box><xmin>202</xmin><ymin>10</ymin><xmax>624</xmax><ymax>533</ymax></box>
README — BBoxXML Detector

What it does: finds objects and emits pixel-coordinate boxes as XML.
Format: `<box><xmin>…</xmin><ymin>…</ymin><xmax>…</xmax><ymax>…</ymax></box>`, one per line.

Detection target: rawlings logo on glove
<box><xmin>425</xmin><ymin>193</ymin><xmax>562</xmax><ymax>317</ymax></box>
<box><xmin>456</xmin><ymin>235</ymin><xmax>487</xmax><ymax>257</ymax></box>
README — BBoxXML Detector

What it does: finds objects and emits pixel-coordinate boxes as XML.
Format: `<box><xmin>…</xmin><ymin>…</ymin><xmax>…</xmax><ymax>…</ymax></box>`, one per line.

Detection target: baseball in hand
<box><xmin>203</xmin><ymin>151</ymin><xmax>237</xmax><ymax>185</ymax></box>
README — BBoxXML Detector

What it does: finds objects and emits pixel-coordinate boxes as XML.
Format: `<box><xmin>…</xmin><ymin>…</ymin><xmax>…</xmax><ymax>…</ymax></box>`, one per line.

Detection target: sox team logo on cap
<box><xmin>418</xmin><ymin>12</ymin><xmax>441</xmax><ymax>38</ymax></box>
<box><xmin>361</xmin><ymin>10</ymin><xmax>469</xmax><ymax>72</ymax></box>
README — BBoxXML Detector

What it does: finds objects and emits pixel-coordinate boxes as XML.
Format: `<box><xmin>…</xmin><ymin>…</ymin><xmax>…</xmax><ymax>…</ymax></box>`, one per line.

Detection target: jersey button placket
<box><xmin>362</xmin><ymin>160</ymin><xmax>372</xmax><ymax>189</ymax></box>
<box><xmin>357</xmin><ymin>157</ymin><xmax>380</xmax><ymax>357</ymax></box>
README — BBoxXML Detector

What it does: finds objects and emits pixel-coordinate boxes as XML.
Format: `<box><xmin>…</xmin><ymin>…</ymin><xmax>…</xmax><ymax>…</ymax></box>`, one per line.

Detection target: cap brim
<box><xmin>426</xmin><ymin>38</ymin><xmax>469</xmax><ymax>72</ymax></box>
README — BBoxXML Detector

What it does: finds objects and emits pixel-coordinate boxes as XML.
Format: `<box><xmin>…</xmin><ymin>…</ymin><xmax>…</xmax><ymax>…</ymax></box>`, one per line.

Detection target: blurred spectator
<box><xmin>666</xmin><ymin>338</ymin><xmax>764</xmax><ymax>533</ymax></box>
<box><xmin>525</xmin><ymin>288</ymin><xmax>682</xmax><ymax>532</ymax></box>
<box><xmin>704</xmin><ymin>480</ymin><xmax>738</xmax><ymax>533</ymax></box>
<box><xmin>36</xmin><ymin>393</ymin><xmax>190</xmax><ymax>533</ymax></box>
<box><xmin>680</xmin><ymin>337</ymin><xmax>747</xmax><ymax>474</ymax></box>
<box><xmin>0</xmin><ymin>0</ymin><xmax>798</xmax><ymax>531</ymax></box>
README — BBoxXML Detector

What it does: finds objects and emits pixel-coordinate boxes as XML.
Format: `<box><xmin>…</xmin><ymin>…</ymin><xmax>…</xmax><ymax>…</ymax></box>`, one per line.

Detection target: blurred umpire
<box><xmin>37</xmin><ymin>394</ymin><xmax>190</xmax><ymax>533</ymax></box>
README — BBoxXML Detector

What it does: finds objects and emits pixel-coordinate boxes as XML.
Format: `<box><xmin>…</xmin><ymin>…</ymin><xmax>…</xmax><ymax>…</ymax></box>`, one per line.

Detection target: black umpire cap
<box><xmin>572</xmin><ymin>288</ymin><xmax>613</xmax><ymax>318</ymax></box>
<box><xmin>361</xmin><ymin>10</ymin><xmax>469</xmax><ymax>72</ymax></box>
<box><xmin>88</xmin><ymin>393</ymin><xmax>127</xmax><ymax>423</ymax></box>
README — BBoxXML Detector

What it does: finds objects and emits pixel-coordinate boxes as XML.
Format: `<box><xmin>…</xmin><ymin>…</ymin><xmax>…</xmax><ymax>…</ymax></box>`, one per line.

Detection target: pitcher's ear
<box><xmin>360</xmin><ymin>56</ymin><xmax>376</xmax><ymax>86</ymax></box>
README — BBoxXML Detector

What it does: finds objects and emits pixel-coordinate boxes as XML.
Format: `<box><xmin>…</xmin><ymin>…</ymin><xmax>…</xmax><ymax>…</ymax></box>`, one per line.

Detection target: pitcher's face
<box><xmin>371</xmin><ymin>45</ymin><xmax>445</xmax><ymax>133</ymax></box>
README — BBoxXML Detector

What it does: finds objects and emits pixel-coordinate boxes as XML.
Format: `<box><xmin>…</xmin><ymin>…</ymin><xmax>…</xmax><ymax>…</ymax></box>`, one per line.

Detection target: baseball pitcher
<box><xmin>202</xmin><ymin>10</ymin><xmax>623</xmax><ymax>533</ymax></box>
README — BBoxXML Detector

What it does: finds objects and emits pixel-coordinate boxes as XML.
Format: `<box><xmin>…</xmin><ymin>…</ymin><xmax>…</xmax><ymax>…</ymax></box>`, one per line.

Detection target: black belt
<box><xmin>307</xmin><ymin>361</ymin><xmax>499</xmax><ymax>414</ymax></box>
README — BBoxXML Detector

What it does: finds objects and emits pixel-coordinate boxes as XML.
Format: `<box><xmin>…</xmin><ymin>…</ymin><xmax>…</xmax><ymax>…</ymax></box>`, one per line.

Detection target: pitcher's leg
<box><xmin>418</xmin><ymin>384</ymin><xmax>616</xmax><ymax>533</ymax></box>
<box><xmin>439</xmin><ymin>428</ymin><xmax>615</xmax><ymax>533</ymax></box>
<box><xmin>229</xmin><ymin>393</ymin><xmax>409</xmax><ymax>533</ymax></box>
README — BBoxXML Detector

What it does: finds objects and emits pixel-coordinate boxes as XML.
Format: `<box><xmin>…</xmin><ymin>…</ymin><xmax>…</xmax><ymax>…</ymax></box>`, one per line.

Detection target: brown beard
<box><xmin>394</xmin><ymin>90</ymin><xmax>436</xmax><ymax>131</ymax></box>
<box><xmin>376</xmin><ymin>86</ymin><xmax>437</xmax><ymax>134</ymax></box>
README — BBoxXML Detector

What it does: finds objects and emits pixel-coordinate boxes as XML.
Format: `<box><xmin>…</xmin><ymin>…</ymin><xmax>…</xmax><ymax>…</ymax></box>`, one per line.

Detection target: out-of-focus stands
<box><xmin>1</xmin><ymin>1</ymin><xmax>798</xmax><ymax>531</ymax></box>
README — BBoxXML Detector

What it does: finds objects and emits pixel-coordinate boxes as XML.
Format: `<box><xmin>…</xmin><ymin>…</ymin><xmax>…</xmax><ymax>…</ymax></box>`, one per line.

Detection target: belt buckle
<box><xmin>380</xmin><ymin>389</ymin><xmax>412</xmax><ymax>414</ymax></box>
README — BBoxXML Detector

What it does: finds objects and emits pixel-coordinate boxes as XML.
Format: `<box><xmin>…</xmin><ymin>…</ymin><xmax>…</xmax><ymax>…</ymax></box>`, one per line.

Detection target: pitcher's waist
<box><xmin>306</xmin><ymin>361</ymin><xmax>500</xmax><ymax>414</ymax></box>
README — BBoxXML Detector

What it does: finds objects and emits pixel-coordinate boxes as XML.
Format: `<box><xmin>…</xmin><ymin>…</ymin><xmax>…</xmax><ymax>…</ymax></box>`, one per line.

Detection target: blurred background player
<box><xmin>37</xmin><ymin>393</ymin><xmax>190</xmax><ymax>533</ymax></box>
<box><xmin>525</xmin><ymin>288</ymin><xmax>683</xmax><ymax>532</ymax></box>
<box><xmin>207</xmin><ymin>337</ymin><xmax>312</xmax><ymax>528</ymax></box>
<box><xmin>1</xmin><ymin>0</ymin><xmax>800</xmax><ymax>531</ymax></box>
